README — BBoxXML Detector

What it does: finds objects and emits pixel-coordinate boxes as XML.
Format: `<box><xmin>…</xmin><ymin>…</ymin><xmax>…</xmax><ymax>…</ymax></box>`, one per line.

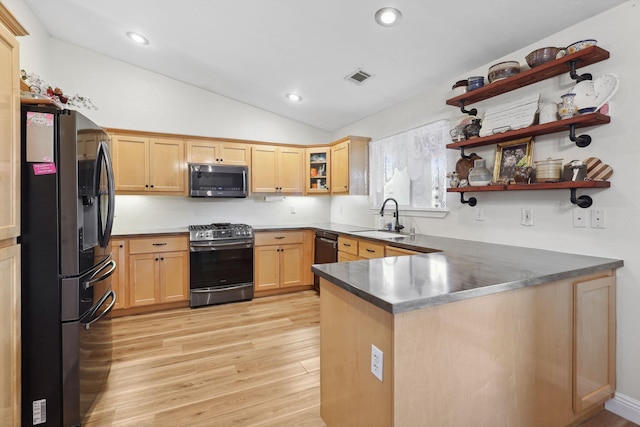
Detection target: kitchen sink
<box><xmin>349</xmin><ymin>230</ymin><xmax>408</xmax><ymax>241</ymax></box>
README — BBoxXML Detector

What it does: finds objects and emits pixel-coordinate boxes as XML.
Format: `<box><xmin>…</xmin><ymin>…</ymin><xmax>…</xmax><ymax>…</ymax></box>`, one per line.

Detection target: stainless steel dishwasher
<box><xmin>313</xmin><ymin>230</ymin><xmax>338</xmax><ymax>291</ymax></box>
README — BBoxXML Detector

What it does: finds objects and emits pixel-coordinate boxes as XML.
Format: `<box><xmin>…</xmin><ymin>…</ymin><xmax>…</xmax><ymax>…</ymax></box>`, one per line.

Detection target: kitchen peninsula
<box><xmin>312</xmin><ymin>233</ymin><xmax>622</xmax><ymax>426</ymax></box>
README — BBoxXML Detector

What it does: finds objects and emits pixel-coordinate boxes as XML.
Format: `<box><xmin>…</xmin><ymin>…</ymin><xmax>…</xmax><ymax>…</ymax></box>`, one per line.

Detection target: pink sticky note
<box><xmin>33</xmin><ymin>163</ymin><xmax>57</xmax><ymax>175</ymax></box>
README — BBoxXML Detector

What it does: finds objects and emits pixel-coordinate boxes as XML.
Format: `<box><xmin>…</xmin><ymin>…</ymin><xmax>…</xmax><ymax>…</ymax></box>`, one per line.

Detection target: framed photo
<box><xmin>493</xmin><ymin>137</ymin><xmax>533</xmax><ymax>183</ymax></box>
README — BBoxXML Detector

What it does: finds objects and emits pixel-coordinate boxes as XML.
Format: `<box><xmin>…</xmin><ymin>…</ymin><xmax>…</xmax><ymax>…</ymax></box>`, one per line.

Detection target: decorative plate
<box><xmin>570</xmin><ymin>74</ymin><xmax>619</xmax><ymax>111</ymax></box>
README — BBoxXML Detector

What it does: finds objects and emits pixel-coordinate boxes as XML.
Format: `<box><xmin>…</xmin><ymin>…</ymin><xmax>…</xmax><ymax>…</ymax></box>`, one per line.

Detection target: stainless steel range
<box><xmin>188</xmin><ymin>223</ymin><xmax>254</xmax><ymax>308</ymax></box>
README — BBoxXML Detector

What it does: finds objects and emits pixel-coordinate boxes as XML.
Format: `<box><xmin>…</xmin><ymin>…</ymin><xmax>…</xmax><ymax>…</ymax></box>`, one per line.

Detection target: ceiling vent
<box><xmin>346</xmin><ymin>69</ymin><xmax>373</xmax><ymax>85</ymax></box>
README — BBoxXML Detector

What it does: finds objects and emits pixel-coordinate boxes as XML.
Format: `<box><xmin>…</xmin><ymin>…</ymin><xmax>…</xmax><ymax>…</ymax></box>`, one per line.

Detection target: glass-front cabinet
<box><xmin>305</xmin><ymin>147</ymin><xmax>331</xmax><ymax>194</ymax></box>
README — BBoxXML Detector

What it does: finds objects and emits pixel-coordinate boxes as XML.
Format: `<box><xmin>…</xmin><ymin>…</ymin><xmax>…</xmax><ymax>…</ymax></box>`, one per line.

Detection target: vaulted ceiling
<box><xmin>25</xmin><ymin>0</ymin><xmax>626</xmax><ymax>131</ymax></box>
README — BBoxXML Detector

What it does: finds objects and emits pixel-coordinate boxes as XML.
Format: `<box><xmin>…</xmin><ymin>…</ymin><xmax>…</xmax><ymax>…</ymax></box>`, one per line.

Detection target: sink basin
<box><xmin>350</xmin><ymin>230</ymin><xmax>407</xmax><ymax>241</ymax></box>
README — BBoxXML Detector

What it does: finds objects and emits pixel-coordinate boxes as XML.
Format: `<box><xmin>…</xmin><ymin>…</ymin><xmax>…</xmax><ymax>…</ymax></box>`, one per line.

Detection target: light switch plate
<box><xmin>591</xmin><ymin>209</ymin><xmax>605</xmax><ymax>229</ymax></box>
<box><xmin>573</xmin><ymin>209</ymin><xmax>587</xmax><ymax>227</ymax></box>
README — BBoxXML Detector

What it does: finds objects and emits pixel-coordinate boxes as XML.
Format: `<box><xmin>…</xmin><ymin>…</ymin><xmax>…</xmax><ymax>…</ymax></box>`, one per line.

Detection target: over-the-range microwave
<box><xmin>188</xmin><ymin>164</ymin><xmax>248</xmax><ymax>198</ymax></box>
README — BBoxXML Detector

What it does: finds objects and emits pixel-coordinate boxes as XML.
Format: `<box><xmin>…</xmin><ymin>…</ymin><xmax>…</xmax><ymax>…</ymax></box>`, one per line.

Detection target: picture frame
<box><xmin>493</xmin><ymin>137</ymin><xmax>533</xmax><ymax>183</ymax></box>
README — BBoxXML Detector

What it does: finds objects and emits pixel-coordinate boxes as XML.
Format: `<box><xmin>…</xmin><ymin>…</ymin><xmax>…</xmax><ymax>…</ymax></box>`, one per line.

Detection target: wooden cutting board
<box><xmin>584</xmin><ymin>157</ymin><xmax>613</xmax><ymax>181</ymax></box>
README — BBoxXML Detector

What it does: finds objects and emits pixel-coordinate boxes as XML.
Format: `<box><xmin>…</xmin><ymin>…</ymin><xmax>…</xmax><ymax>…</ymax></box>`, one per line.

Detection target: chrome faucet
<box><xmin>379</xmin><ymin>197</ymin><xmax>404</xmax><ymax>233</ymax></box>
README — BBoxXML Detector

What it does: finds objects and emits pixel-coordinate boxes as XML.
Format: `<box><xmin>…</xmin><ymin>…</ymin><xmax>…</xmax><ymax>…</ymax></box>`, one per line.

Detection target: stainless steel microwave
<box><xmin>189</xmin><ymin>164</ymin><xmax>248</xmax><ymax>198</ymax></box>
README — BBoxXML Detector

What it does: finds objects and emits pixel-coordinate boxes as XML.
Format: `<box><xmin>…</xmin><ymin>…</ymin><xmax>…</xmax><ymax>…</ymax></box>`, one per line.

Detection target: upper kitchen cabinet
<box><xmin>187</xmin><ymin>139</ymin><xmax>250</xmax><ymax>166</ymax></box>
<box><xmin>112</xmin><ymin>134</ymin><xmax>186</xmax><ymax>195</ymax></box>
<box><xmin>305</xmin><ymin>147</ymin><xmax>331</xmax><ymax>194</ymax></box>
<box><xmin>330</xmin><ymin>136</ymin><xmax>370</xmax><ymax>195</ymax></box>
<box><xmin>0</xmin><ymin>7</ymin><xmax>24</xmax><ymax>242</ymax></box>
<box><xmin>251</xmin><ymin>145</ymin><xmax>303</xmax><ymax>193</ymax></box>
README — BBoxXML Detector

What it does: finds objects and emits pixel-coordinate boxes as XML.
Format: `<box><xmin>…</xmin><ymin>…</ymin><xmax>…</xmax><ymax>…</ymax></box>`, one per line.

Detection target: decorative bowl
<box><xmin>487</xmin><ymin>61</ymin><xmax>520</xmax><ymax>83</ymax></box>
<box><xmin>452</xmin><ymin>80</ymin><xmax>468</xmax><ymax>97</ymax></box>
<box><xmin>525</xmin><ymin>47</ymin><xmax>565</xmax><ymax>68</ymax></box>
<box><xmin>566</xmin><ymin>39</ymin><xmax>597</xmax><ymax>54</ymax></box>
<box><xmin>578</xmin><ymin>107</ymin><xmax>597</xmax><ymax>114</ymax></box>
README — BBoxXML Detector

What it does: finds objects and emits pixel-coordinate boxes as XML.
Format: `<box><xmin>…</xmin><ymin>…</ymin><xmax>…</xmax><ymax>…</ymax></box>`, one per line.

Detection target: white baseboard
<box><xmin>605</xmin><ymin>392</ymin><xmax>640</xmax><ymax>424</ymax></box>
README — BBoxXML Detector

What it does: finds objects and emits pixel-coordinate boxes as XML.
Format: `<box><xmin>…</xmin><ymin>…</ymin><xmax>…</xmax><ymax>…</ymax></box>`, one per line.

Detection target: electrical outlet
<box><xmin>573</xmin><ymin>209</ymin><xmax>587</xmax><ymax>228</ymax></box>
<box><xmin>371</xmin><ymin>344</ymin><xmax>383</xmax><ymax>382</ymax></box>
<box><xmin>290</xmin><ymin>206</ymin><xmax>296</xmax><ymax>214</ymax></box>
<box><xmin>474</xmin><ymin>207</ymin><xmax>485</xmax><ymax>221</ymax></box>
<box><xmin>521</xmin><ymin>208</ymin><xmax>534</xmax><ymax>226</ymax></box>
<box><xmin>591</xmin><ymin>209</ymin><xmax>605</xmax><ymax>229</ymax></box>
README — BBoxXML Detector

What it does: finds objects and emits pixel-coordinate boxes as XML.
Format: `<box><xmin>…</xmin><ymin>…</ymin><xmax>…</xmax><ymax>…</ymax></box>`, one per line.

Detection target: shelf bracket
<box><xmin>459</xmin><ymin>100</ymin><xmax>478</xmax><ymax>117</ymax></box>
<box><xmin>568</xmin><ymin>124</ymin><xmax>592</xmax><ymax>147</ymax></box>
<box><xmin>568</xmin><ymin>60</ymin><xmax>592</xmax><ymax>82</ymax></box>
<box><xmin>459</xmin><ymin>147</ymin><xmax>479</xmax><ymax>160</ymax></box>
<box><xmin>570</xmin><ymin>188</ymin><xmax>593</xmax><ymax>208</ymax></box>
<box><xmin>460</xmin><ymin>192</ymin><xmax>477</xmax><ymax>207</ymax></box>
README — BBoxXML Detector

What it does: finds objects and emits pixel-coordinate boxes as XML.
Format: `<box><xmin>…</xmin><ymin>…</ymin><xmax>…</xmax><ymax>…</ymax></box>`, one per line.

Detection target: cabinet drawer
<box><xmin>385</xmin><ymin>246</ymin><xmax>420</xmax><ymax>257</ymax></box>
<box><xmin>359</xmin><ymin>241</ymin><xmax>385</xmax><ymax>259</ymax></box>
<box><xmin>255</xmin><ymin>231</ymin><xmax>304</xmax><ymax>246</ymax></box>
<box><xmin>338</xmin><ymin>236</ymin><xmax>358</xmax><ymax>255</ymax></box>
<box><xmin>129</xmin><ymin>235</ymin><xmax>189</xmax><ymax>254</ymax></box>
<box><xmin>338</xmin><ymin>252</ymin><xmax>360</xmax><ymax>262</ymax></box>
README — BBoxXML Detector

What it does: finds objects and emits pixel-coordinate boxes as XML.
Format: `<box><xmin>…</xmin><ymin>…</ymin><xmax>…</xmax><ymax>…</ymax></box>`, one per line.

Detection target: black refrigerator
<box><xmin>20</xmin><ymin>104</ymin><xmax>117</xmax><ymax>427</ymax></box>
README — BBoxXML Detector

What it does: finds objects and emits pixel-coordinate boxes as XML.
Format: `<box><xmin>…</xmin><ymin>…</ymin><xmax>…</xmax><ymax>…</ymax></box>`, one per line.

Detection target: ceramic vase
<box><xmin>468</xmin><ymin>159</ymin><xmax>492</xmax><ymax>186</ymax></box>
<box><xmin>558</xmin><ymin>93</ymin><xmax>578</xmax><ymax>119</ymax></box>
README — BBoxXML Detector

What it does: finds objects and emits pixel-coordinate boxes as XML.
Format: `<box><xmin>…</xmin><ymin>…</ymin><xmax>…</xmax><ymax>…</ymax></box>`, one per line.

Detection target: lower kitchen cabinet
<box><xmin>573</xmin><ymin>274</ymin><xmax>616</xmax><ymax>412</ymax></box>
<box><xmin>104</xmin><ymin>234</ymin><xmax>189</xmax><ymax>315</ymax></box>
<box><xmin>129</xmin><ymin>250</ymin><xmax>188</xmax><ymax>305</ymax></box>
<box><xmin>385</xmin><ymin>246</ymin><xmax>421</xmax><ymax>257</ymax></box>
<box><xmin>320</xmin><ymin>269</ymin><xmax>617</xmax><ymax>426</ymax></box>
<box><xmin>0</xmin><ymin>244</ymin><xmax>20</xmax><ymax>424</ymax></box>
<box><xmin>254</xmin><ymin>230</ymin><xmax>313</xmax><ymax>295</ymax></box>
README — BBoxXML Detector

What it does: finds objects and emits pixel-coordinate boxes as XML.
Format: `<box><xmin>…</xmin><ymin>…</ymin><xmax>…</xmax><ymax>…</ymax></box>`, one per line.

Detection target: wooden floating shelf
<box><xmin>446</xmin><ymin>113</ymin><xmax>611</xmax><ymax>150</ymax></box>
<box><xmin>447</xmin><ymin>180</ymin><xmax>610</xmax><ymax>193</ymax></box>
<box><xmin>445</xmin><ymin>46</ymin><xmax>610</xmax><ymax>107</ymax></box>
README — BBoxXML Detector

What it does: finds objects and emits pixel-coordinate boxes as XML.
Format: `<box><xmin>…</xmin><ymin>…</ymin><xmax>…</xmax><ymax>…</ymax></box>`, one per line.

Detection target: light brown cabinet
<box><xmin>573</xmin><ymin>274</ymin><xmax>616</xmax><ymax>412</ymax></box>
<box><xmin>254</xmin><ymin>231</ymin><xmax>312</xmax><ymax>293</ymax></box>
<box><xmin>0</xmin><ymin>244</ymin><xmax>20</xmax><ymax>424</ymax></box>
<box><xmin>127</xmin><ymin>235</ymin><xmax>189</xmax><ymax>307</ymax></box>
<box><xmin>0</xmin><ymin>8</ymin><xmax>25</xmax><ymax>425</ymax></box>
<box><xmin>385</xmin><ymin>246</ymin><xmax>421</xmax><ymax>257</ymax></box>
<box><xmin>305</xmin><ymin>147</ymin><xmax>331</xmax><ymax>194</ymax></box>
<box><xmin>330</xmin><ymin>136</ymin><xmax>370</xmax><ymax>195</ymax></box>
<box><xmin>0</xmin><ymin>16</ymin><xmax>20</xmax><ymax>243</ymax></box>
<box><xmin>187</xmin><ymin>139</ymin><xmax>250</xmax><ymax>166</ymax></box>
<box><xmin>337</xmin><ymin>236</ymin><xmax>385</xmax><ymax>261</ymax></box>
<box><xmin>320</xmin><ymin>269</ymin><xmax>617</xmax><ymax>426</ymax></box>
<box><xmin>251</xmin><ymin>145</ymin><xmax>303</xmax><ymax>193</ymax></box>
<box><xmin>112</xmin><ymin>134</ymin><xmax>186</xmax><ymax>195</ymax></box>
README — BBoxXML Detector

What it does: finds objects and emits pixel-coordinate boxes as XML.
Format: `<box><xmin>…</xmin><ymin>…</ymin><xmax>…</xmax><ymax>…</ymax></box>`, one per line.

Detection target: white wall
<box><xmin>332</xmin><ymin>1</ymin><xmax>640</xmax><ymax>405</ymax></box>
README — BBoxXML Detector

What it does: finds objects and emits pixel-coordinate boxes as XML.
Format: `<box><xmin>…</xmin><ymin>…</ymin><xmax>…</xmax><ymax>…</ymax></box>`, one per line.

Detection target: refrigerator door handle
<box><xmin>84</xmin><ymin>259</ymin><xmax>116</xmax><ymax>289</ymax></box>
<box><xmin>80</xmin><ymin>290</ymin><xmax>116</xmax><ymax>329</ymax></box>
<box><xmin>96</xmin><ymin>140</ymin><xmax>116</xmax><ymax>248</ymax></box>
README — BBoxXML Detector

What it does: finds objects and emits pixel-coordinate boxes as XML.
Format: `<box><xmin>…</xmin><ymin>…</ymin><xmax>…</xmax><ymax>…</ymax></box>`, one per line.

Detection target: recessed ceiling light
<box><xmin>374</xmin><ymin>7</ymin><xmax>403</xmax><ymax>27</ymax></box>
<box><xmin>126</xmin><ymin>31</ymin><xmax>149</xmax><ymax>45</ymax></box>
<box><xmin>286</xmin><ymin>93</ymin><xmax>302</xmax><ymax>102</ymax></box>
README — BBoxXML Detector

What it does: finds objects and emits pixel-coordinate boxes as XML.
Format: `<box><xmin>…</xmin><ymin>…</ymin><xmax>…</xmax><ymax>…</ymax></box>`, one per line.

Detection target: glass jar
<box><xmin>468</xmin><ymin>159</ymin><xmax>492</xmax><ymax>186</ymax></box>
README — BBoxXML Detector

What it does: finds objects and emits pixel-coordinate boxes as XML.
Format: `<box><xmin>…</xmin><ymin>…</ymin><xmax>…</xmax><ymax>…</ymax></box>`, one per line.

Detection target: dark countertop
<box><xmin>112</xmin><ymin>223</ymin><xmax>623</xmax><ymax>314</ymax></box>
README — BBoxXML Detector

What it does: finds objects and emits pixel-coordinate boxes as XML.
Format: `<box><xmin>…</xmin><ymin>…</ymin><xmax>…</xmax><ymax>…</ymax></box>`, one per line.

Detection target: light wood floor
<box><xmin>84</xmin><ymin>290</ymin><xmax>636</xmax><ymax>427</ymax></box>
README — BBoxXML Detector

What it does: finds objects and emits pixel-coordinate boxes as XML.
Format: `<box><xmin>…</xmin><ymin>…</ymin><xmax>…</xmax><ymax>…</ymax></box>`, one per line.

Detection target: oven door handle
<box><xmin>192</xmin><ymin>283</ymin><xmax>253</xmax><ymax>293</ymax></box>
<box><xmin>190</xmin><ymin>241</ymin><xmax>253</xmax><ymax>251</ymax></box>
